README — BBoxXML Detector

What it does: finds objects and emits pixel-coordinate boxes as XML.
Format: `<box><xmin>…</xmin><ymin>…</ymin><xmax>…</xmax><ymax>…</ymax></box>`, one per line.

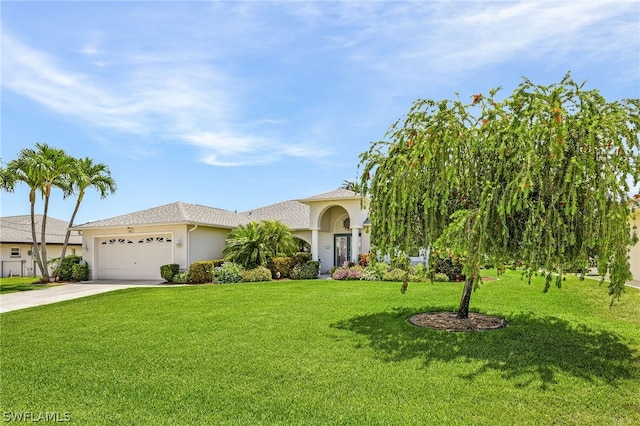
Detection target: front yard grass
<box><xmin>1</xmin><ymin>270</ymin><xmax>639</xmax><ymax>425</ymax></box>
<box><xmin>0</xmin><ymin>276</ymin><xmax>49</xmax><ymax>294</ymax></box>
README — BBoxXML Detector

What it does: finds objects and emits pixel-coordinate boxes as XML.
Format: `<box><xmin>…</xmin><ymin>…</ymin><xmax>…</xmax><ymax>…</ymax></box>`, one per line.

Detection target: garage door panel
<box><xmin>96</xmin><ymin>234</ymin><xmax>173</xmax><ymax>279</ymax></box>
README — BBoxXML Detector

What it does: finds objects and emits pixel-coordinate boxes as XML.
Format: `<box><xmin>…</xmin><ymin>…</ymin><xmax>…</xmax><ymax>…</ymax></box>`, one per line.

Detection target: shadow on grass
<box><xmin>332</xmin><ymin>307</ymin><xmax>639</xmax><ymax>389</ymax></box>
<box><xmin>0</xmin><ymin>284</ymin><xmax>42</xmax><ymax>294</ymax></box>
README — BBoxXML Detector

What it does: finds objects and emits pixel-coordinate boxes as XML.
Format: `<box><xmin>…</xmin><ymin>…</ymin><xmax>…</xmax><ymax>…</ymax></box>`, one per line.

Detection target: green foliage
<box><xmin>160</xmin><ymin>264</ymin><xmax>180</xmax><ymax>282</ymax></box>
<box><xmin>2</xmin><ymin>144</ymin><xmax>116</xmax><ymax>282</ymax></box>
<box><xmin>432</xmin><ymin>273</ymin><xmax>450</xmax><ymax>282</ymax></box>
<box><xmin>292</xmin><ymin>251</ymin><xmax>312</xmax><ymax>265</ymax></box>
<box><xmin>189</xmin><ymin>261</ymin><xmax>218</xmax><ymax>284</ymax></box>
<box><xmin>409</xmin><ymin>263</ymin><xmax>430</xmax><ymax>282</ymax></box>
<box><xmin>172</xmin><ymin>272</ymin><xmax>190</xmax><ymax>284</ymax></box>
<box><xmin>391</xmin><ymin>254</ymin><xmax>410</xmax><ymax>270</ymax></box>
<box><xmin>241</xmin><ymin>266</ymin><xmax>272</xmax><ymax>283</ymax></box>
<box><xmin>55</xmin><ymin>255</ymin><xmax>83</xmax><ymax>281</ymax></box>
<box><xmin>260</xmin><ymin>220</ymin><xmax>299</xmax><ymax>258</ymax></box>
<box><xmin>290</xmin><ymin>261</ymin><xmax>319</xmax><ymax>280</ymax></box>
<box><xmin>213</xmin><ymin>262</ymin><xmax>244</xmax><ymax>284</ymax></box>
<box><xmin>268</xmin><ymin>256</ymin><xmax>296</xmax><ymax>279</ymax></box>
<box><xmin>360</xmin><ymin>73</ymin><xmax>640</xmax><ymax>311</ymax></box>
<box><xmin>429</xmin><ymin>249</ymin><xmax>466</xmax><ymax>282</ymax></box>
<box><xmin>382</xmin><ymin>267</ymin><xmax>408</xmax><ymax>282</ymax></box>
<box><xmin>71</xmin><ymin>262</ymin><xmax>89</xmax><ymax>281</ymax></box>
<box><xmin>361</xmin><ymin>262</ymin><xmax>389</xmax><ymax>281</ymax></box>
<box><xmin>223</xmin><ymin>220</ymin><xmax>298</xmax><ymax>268</ymax></box>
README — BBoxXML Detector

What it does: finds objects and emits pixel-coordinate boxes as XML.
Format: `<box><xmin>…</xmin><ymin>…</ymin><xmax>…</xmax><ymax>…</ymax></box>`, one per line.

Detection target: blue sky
<box><xmin>2</xmin><ymin>1</ymin><xmax>639</xmax><ymax>224</ymax></box>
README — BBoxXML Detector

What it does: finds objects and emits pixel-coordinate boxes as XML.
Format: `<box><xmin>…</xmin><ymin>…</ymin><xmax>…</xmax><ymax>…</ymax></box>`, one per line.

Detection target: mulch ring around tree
<box><xmin>408</xmin><ymin>312</ymin><xmax>508</xmax><ymax>332</ymax></box>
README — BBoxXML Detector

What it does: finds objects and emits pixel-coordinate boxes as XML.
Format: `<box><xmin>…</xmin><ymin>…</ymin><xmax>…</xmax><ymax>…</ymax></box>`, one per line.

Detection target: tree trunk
<box><xmin>456</xmin><ymin>276</ymin><xmax>473</xmax><ymax>319</ymax></box>
<box><xmin>57</xmin><ymin>194</ymin><xmax>83</xmax><ymax>278</ymax></box>
<box><xmin>29</xmin><ymin>191</ymin><xmax>47</xmax><ymax>281</ymax></box>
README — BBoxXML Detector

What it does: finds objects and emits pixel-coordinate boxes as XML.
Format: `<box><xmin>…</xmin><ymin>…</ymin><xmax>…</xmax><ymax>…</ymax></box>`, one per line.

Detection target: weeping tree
<box><xmin>359</xmin><ymin>74</ymin><xmax>639</xmax><ymax>319</ymax></box>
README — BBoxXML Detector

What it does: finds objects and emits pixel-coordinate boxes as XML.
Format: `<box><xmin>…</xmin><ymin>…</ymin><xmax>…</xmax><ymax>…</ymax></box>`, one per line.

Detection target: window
<box><xmin>10</xmin><ymin>247</ymin><xmax>20</xmax><ymax>258</ymax></box>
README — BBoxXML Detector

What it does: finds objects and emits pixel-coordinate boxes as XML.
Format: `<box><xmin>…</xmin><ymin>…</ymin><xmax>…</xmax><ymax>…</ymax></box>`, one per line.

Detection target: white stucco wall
<box><xmin>187</xmin><ymin>226</ymin><xmax>230</xmax><ymax>265</ymax></box>
<box><xmin>0</xmin><ymin>243</ymin><xmax>82</xmax><ymax>277</ymax></box>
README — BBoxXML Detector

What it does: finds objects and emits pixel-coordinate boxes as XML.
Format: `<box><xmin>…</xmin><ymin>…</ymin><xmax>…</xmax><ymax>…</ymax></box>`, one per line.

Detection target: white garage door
<box><xmin>96</xmin><ymin>234</ymin><xmax>173</xmax><ymax>279</ymax></box>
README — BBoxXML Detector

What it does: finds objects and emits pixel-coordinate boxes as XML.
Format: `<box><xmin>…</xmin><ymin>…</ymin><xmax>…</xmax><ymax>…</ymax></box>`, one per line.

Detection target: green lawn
<box><xmin>0</xmin><ymin>276</ymin><xmax>50</xmax><ymax>294</ymax></box>
<box><xmin>1</xmin><ymin>270</ymin><xmax>639</xmax><ymax>425</ymax></box>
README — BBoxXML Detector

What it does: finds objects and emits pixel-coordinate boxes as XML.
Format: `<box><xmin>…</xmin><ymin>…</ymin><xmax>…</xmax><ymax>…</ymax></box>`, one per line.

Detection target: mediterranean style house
<box><xmin>3</xmin><ymin>189</ymin><xmax>638</xmax><ymax>282</ymax></box>
<box><xmin>0</xmin><ymin>215</ymin><xmax>82</xmax><ymax>277</ymax></box>
<box><xmin>73</xmin><ymin>188</ymin><xmax>373</xmax><ymax>280</ymax></box>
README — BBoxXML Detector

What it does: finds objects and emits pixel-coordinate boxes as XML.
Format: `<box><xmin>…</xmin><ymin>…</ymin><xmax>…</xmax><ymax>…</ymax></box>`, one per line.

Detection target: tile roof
<box><xmin>0</xmin><ymin>215</ymin><xmax>82</xmax><ymax>245</ymax></box>
<box><xmin>241</xmin><ymin>200</ymin><xmax>310</xmax><ymax>230</ymax></box>
<box><xmin>74</xmin><ymin>202</ymin><xmax>247</xmax><ymax>230</ymax></box>
<box><xmin>72</xmin><ymin>188</ymin><xmax>365</xmax><ymax>231</ymax></box>
<box><xmin>298</xmin><ymin>188</ymin><xmax>361</xmax><ymax>202</ymax></box>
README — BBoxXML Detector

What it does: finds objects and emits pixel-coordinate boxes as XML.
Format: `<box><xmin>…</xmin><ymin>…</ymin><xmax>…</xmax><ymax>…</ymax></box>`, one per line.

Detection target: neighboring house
<box><xmin>0</xmin><ymin>215</ymin><xmax>82</xmax><ymax>277</ymax></box>
<box><xmin>73</xmin><ymin>188</ymin><xmax>374</xmax><ymax>280</ymax></box>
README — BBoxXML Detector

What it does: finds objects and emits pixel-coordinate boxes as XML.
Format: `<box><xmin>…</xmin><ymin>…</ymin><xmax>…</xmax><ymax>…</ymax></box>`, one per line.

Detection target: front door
<box><xmin>334</xmin><ymin>234</ymin><xmax>351</xmax><ymax>267</ymax></box>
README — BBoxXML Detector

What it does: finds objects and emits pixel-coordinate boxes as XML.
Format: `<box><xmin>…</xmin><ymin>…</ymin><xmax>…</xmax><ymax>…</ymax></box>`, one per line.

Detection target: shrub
<box><xmin>56</xmin><ymin>255</ymin><xmax>83</xmax><ymax>281</ymax></box>
<box><xmin>241</xmin><ymin>266</ymin><xmax>272</xmax><ymax>282</ymax></box>
<box><xmin>358</xmin><ymin>252</ymin><xmax>374</xmax><ymax>267</ymax></box>
<box><xmin>432</xmin><ymin>273</ymin><xmax>449</xmax><ymax>282</ymax></box>
<box><xmin>290</xmin><ymin>261</ymin><xmax>319</xmax><ymax>280</ymax></box>
<box><xmin>382</xmin><ymin>267</ymin><xmax>408</xmax><ymax>282</ymax></box>
<box><xmin>361</xmin><ymin>262</ymin><xmax>388</xmax><ymax>281</ymax></box>
<box><xmin>429</xmin><ymin>249</ymin><xmax>466</xmax><ymax>281</ymax></box>
<box><xmin>71</xmin><ymin>262</ymin><xmax>89</xmax><ymax>281</ymax></box>
<box><xmin>213</xmin><ymin>262</ymin><xmax>244</xmax><ymax>284</ymax></box>
<box><xmin>189</xmin><ymin>261</ymin><xmax>215</xmax><ymax>283</ymax></box>
<box><xmin>409</xmin><ymin>263</ymin><xmax>430</xmax><ymax>282</ymax></box>
<box><xmin>292</xmin><ymin>252</ymin><xmax>312</xmax><ymax>265</ymax></box>
<box><xmin>172</xmin><ymin>272</ymin><xmax>190</xmax><ymax>284</ymax></box>
<box><xmin>268</xmin><ymin>257</ymin><xmax>296</xmax><ymax>279</ymax></box>
<box><xmin>332</xmin><ymin>265</ymin><xmax>364</xmax><ymax>280</ymax></box>
<box><xmin>160</xmin><ymin>264</ymin><xmax>180</xmax><ymax>282</ymax></box>
<box><xmin>391</xmin><ymin>254</ymin><xmax>410</xmax><ymax>270</ymax></box>
<box><xmin>188</xmin><ymin>260</ymin><xmax>226</xmax><ymax>283</ymax></box>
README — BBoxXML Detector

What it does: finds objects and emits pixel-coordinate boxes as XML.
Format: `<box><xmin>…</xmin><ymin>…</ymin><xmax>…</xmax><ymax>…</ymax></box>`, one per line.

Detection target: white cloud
<box><xmin>1</xmin><ymin>30</ymin><xmax>326</xmax><ymax>166</ymax></box>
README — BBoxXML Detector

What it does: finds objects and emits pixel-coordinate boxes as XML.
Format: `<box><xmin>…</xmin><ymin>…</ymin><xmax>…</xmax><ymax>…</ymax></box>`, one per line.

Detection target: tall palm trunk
<box><xmin>39</xmin><ymin>182</ymin><xmax>53</xmax><ymax>280</ymax></box>
<box><xmin>57</xmin><ymin>192</ymin><xmax>84</xmax><ymax>277</ymax></box>
<box><xmin>29</xmin><ymin>189</ymin><xmax>47</xmax><ymax>280</ymax></box>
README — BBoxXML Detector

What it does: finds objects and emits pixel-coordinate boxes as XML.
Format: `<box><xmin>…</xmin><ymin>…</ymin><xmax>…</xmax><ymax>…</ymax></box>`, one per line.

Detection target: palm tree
<box><xmin>341</xmin><ymin>180</ymin><xmax>362</xmax><ymax>193</ymax></box>
<box><xmin>4</xmin><ymin>143</ymin><xmax>74</xmax><ymax>281</ymax></box>
<box><xmin>260</xmin><ymin>220</ymin><xmax>298</xmax><ymax>258</ymax></box>
<box><xmin>56</xmin><ymin>157</ymin><xmax>117</xmax><ymax>275</ymax></box>
<box><xmin>223</xmin><ymin>222</ymin><xmax>267</xmax><ymax>268</ymax></box>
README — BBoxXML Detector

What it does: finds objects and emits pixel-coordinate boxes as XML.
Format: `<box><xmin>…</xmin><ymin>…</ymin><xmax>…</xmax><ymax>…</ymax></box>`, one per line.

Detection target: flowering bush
<box><xmin>361</xmin><ymin>262</ymin><xmax>389</xmax><ymax>281</ymax></box>
<box><xmin>332</xmin><ymin>264</ymin><xmax>364</xmax><ymax>280</ymax></box>
<box><xmin>290</xmin><ymin>261</ymin><xmax>319</xmax><ymax>280</ymax></box>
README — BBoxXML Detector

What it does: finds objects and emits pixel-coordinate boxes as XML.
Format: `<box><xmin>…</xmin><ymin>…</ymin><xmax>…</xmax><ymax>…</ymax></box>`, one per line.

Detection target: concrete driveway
<box><xmin>0</xmin><ymin>280</ymin><xmax>168</xmax><ymax>314</ymax></box>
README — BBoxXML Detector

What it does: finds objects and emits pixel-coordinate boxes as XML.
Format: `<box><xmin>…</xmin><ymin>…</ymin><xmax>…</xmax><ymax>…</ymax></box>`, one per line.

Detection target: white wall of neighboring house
<box><xmin>0</xmin><ymin>243</ymin><xmax>81</xmax><ymax>277</ymax></box>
